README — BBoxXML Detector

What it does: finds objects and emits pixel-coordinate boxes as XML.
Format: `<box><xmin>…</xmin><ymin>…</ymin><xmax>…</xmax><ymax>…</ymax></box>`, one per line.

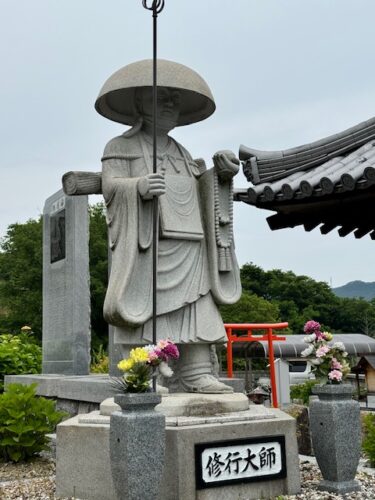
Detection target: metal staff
<box><xmin>142</xmin><ymin>0</ymin><xmax>165</xmax><ymax>391</ymax></box>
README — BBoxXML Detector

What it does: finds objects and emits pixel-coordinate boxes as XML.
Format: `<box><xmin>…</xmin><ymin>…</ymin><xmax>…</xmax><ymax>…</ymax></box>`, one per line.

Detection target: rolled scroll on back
<box><xmin>62</xmin><ymin>171</ymin><xmax>102</xmax><ymax>196</ymax></box>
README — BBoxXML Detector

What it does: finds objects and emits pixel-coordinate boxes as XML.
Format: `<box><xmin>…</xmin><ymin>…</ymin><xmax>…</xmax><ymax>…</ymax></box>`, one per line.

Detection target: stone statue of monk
<box><xmin>95</xmin><ymin>59</ymin><xmax>242</xmax><ymax>393</ymax></box>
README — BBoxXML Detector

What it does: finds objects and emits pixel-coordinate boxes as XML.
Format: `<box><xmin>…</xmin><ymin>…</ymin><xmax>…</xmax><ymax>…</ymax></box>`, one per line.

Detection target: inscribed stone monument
<box><xmin>42</xmin><ymin>189</ymin><xmax>91</xmax><ymax>375</ymax></box>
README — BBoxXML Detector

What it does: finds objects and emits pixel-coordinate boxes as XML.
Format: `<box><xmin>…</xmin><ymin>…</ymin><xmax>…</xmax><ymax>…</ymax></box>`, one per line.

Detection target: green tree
<box><xmin>88</xmin><ymin>203</ymin><xmax>108</xmax><ymax>348</ymax></box>
<box><xmin>219</xmin><ymin>291</ymin><xmax>280</xmax><ymax>324</ymax></box>
<box><xmin>330</xmin><ymin>297</ymin><xmax>375</xmax><ymax>335</ymax></box>
<box><xmin>0</xmin><ymin>205</ymin><xmax>109</xmax><ymax>345</ymax></box>
<box><xmin>240</xmin><ymin>263</ymin><xmax>338</xmax><ymax>333</ymax></box>
<box><xmin>240</xmin><ymin>263</ymin><xmax>269</xmax><ymax>298</ymax></box>
<box><xmin>0</xmin><ymin>219</ymin><xmax>43</xmax><ymax>336</ymax></box>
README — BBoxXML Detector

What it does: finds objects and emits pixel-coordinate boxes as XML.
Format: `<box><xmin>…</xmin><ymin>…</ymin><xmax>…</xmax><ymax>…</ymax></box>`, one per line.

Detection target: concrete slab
<box><xmin>4</xmin><ymin>374</ymin><xmax>116</xmax><ymax>403</ymax></box>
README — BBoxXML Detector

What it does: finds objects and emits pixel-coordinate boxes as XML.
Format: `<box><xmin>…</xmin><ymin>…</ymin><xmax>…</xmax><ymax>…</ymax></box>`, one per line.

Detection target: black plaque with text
<box><xmin>195</xmin><ymin>435</ymin><xmax>286</xmax><ymax>490</ymax></box>
<box><xmin>50</xmin><ymin>209</ymin><xmax>66</xmax><ymax>263</ymax></box>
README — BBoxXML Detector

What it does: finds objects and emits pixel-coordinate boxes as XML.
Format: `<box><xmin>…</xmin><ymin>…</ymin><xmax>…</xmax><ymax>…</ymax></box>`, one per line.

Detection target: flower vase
<box><xmin>309</xmin><ymin>384</ymin><xmax>361</xmax><ymax>494</ymax></box>
<box><xmin>110</xmin><ymin>392</ymin><xmax>165</xmax><ymax>500</ymax></box>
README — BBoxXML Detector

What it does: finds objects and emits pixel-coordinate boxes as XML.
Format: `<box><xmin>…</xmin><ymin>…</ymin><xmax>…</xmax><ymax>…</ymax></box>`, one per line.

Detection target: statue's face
<box><xmin>137</xmin><ymin>87</ymin><xmax>181</xmax><ymax>131</ymax></box>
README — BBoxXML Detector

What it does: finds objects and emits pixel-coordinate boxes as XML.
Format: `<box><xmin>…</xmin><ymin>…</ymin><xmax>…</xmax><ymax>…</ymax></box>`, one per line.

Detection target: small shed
<box><xmin>353</xmin><ymin>355</ymin><xmax>375</xmax><ymax>393</ymax></box>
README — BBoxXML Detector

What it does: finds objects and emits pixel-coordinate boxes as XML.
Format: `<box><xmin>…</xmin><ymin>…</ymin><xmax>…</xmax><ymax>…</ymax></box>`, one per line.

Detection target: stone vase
<box><xmin>110</xmin><ymin>392</ymin><xmax>165</xmax><ymax>500</ymax></box>
<box><xmin>309</xmin><ymin>384</ymin><xmax>361</xmax><ymax>494</ymax></box>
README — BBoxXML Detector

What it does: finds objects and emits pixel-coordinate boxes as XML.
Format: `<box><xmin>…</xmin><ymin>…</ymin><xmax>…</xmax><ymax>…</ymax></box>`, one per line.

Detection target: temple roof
<box><xmin>236</xmin><ymin>116</ymin><xmax>375</xmax><ymax>239</ymax></box>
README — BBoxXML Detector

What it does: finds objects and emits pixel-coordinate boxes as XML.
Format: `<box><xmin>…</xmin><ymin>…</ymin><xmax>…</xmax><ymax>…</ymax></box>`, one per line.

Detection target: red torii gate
<box><xmin>224</xmin><ymin>323</ymin><xmax>288</xmax><ymax>408</ymax></box>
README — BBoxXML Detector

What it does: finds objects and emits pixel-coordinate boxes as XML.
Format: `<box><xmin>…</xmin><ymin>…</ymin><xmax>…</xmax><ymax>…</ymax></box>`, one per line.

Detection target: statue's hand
<box><xmin>138</xmin><ymin>173</ymin><xmax>166</xmax><ymax>200</ymax></box>
<box><xmin>213</xmin><ymin>150</ymin><xmax>240</xmax><ymax>181</ymax></box>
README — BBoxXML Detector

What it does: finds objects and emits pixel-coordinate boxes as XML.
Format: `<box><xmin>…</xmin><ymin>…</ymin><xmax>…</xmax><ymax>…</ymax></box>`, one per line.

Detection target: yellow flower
<box><xmin>117</xmin><ymin>358</ymin><xmax>134</xmax><ymax>372</ymax></box>
<box><xmin>129</xmin><ymin>347</ymin><xmax>149</xmax><ymax>364</ymax></box>
<box><xmin>323</xmin><ymin>331</ymin><xmax>333</xmax><ymax>341</ymax></box>
<box><xmin>341</xmin><ymin>360</ymin><xmax>351</xmax><ymax>376</ymax></box>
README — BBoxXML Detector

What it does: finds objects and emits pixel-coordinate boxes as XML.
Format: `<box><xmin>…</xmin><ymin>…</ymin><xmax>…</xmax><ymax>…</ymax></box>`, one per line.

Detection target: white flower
<box><xmin>301</xmin><ymin>345</ymin><xmax>314</xmax><ymax>357</ymax></box>
<box><xmin>311</xmin><ymin>358</ymin><xmax>324</xmax><ymax>366</ymax></box>
<box><xmin>143</xmin><ymin>344</ymin><xmax>155</xmax><ymax>353</ymax></box>
<box><xmin>159</xmin><ymin>361</ymin><xmax>173</xmax><ymax>378</ymax></box>
<box><xmin>303</xmin><ymin>334</ymin><xmax>316</xmax><ymax>343</ymax></box>
<box><xmin>332</xmin><ymin>342</ymin><xmax>345</xmax><ymax>352</ymax></box>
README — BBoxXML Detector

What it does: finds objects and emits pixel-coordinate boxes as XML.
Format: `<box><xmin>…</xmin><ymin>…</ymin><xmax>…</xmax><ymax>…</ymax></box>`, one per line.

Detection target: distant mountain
<box><xmin>333</xmin><ymin>280</ymin><xmax>375</xmax><ymax>301</ymax></box>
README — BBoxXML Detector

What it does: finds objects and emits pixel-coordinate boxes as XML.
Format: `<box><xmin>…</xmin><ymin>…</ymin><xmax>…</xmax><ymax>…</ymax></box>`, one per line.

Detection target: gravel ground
<box><xmin>287</xmin><ymin>460</ymin><xmax>375</xmax><ymax>500</ymax></box>
<box><xmin>0</xmin><ymin>457</ymin><xmax>374</xmax><ymax>499</ymax></box>
<box><xmin>0</xmin><ymin>458</ymin><xmax>56</xmax><ymax>499</ymax></box>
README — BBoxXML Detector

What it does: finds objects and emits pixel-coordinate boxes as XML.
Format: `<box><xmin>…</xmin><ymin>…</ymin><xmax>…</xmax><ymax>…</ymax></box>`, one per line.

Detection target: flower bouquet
<box><xmin>301</xmin><ymin>320</ymin><xmax>350</xmax><ymax>384</ymax></box>
<box><xmin>111</xmin><ymin>339</ymin><xmax>179</xmax><ymax>393</ymax></box>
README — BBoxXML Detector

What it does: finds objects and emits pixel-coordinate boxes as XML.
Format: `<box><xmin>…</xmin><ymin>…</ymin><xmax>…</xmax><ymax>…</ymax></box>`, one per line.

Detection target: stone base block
<box><xmin>101</xmin><ymin>392</ymin><xmax>250</xmax><ymax>418</ymax></box>
<box><xmin>56</xmin><ymin>415</ymin><xmax>114</xmax><ymax>500</ymax></box>
<box><xmin>56</xmin><ymin>408</ymin><xmax>300</xmax><ymax>500</ymax></box>
<box><xmin>317</xmin><ymin>479</ymin><xmax>361</xmax><ymax>494</ymax></box>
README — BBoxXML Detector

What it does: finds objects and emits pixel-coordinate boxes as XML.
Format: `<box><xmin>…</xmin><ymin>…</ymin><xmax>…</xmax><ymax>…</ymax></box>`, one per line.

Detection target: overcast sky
<box><xmin>1</xmin><ymin>0</ymin><xmax>374</xmax><ymax>287</ymax></box>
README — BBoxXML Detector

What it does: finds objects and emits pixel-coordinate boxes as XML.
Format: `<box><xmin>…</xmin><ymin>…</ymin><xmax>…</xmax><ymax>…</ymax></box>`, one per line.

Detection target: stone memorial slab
<box><xmin>42</xmin><ymin>189</ymin><xmax>91</xmax><ymax>375</ymax></box>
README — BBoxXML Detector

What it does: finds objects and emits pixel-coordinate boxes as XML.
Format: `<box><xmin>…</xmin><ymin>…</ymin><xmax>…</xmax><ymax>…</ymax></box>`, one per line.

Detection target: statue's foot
<box><xmin>180</xmin><ymin>374</ymin><xmax>233</xmax><ymax>394</ymax></box>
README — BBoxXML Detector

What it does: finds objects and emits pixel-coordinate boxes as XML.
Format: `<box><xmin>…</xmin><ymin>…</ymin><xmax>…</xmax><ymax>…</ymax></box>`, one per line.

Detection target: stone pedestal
<box><xmin>158</xmin><ymin>392</ymin><xmax>249</xmax><ymax>416</ymax></box>
<box><xmin>110</xmin><ymin>393</ymin><xmax>165</xmax><ymax>500</ymax></box>
<box><xmin>310</xmin><ymin>384</ymin><xmax>361</xmax><ymax>494</ymax></box>
<box><xmin>56</xmin><ymin>394</ymin><xmax>300</xmax><ymax>500</ymax></box>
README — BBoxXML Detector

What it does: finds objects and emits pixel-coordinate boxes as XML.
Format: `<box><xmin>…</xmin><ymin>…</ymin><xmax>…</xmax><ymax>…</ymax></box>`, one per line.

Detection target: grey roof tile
<box><xmin>240</xmin><ymin>116</ymin><xmax>375</xmax><ymax>185</ymax></box>
<box><xmin>236</xmin><ymin>117</ymin><xmax>375</xmax><ymax>240</ymax></box>
<box><xmin>241</xmin><ymin>140</ymin><xmax>375</xmax><ymax>203</ymax></box>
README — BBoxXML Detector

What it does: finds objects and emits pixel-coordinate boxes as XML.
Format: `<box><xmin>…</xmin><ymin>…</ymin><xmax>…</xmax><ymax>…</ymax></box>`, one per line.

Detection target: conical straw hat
<box><xmin>95</xmin><ymin>59</ymin><xmax>215</xmax><ymax>126</ymax></box>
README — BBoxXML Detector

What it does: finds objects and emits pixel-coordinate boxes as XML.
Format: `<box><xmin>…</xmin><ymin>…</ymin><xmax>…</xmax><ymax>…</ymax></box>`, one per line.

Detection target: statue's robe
<box><xmin>101</xmin><ymin>131</ymin><xmax>241</xmax><ymax>344</ymax></box>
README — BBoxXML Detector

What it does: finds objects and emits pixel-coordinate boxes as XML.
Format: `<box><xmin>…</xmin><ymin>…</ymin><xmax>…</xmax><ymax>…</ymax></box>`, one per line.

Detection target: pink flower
<box><xmin>163</xmin><ymin>341</ymin><xmax>179</xmax><ymax>360</ymax></box>
<box><xmin>331</xmin><ymin>358</ymin><xmax>342</xmax><ymax>370</ymax></box>
<box><xmin>154</xmin><ymin>339</ymin><xmax>180</xmax><ymax>361</ymax></box>
<box><xmin>304</xmin><ymin>320</ymin><xmax>321</xmax><ymax>334</ymax></box>
<box><xmin>157</xmin><ymin>339</ymin><xmax>169</xmax><ymax>349</ymax></box>
<box><xmin>316</xmin><ymin>345</ymin><xmax>330</xmax><ymax>358</ymax></box>
<box><xmin>315</xmin><ymin>331</ymin><xmax>325</xmax><ymax>341</ymax></box>
<box><xmin>328</xmin><ymin>370</ymin><xmax>343</xmax><ymax>382</ymax></box>
<box><xmin>147</xmin><ymin>350</ymin><xmax>159</xmax><ymax>364</ymax></box>
<box><xmin>153</xmin><ymin>347</ymin><xmax>167</xmax><ymax>362</ymax></box>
